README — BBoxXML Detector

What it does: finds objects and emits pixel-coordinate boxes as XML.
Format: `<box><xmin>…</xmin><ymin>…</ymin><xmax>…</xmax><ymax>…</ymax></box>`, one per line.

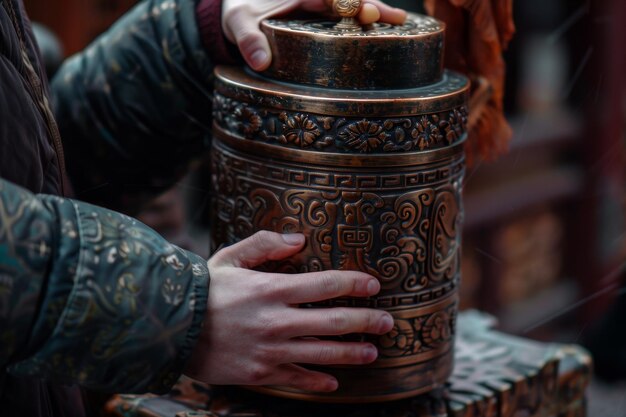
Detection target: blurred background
<box><xmin>24</xmin><ymin>0</ymin><xmax>626</xmax><ymax>414</ymax></box>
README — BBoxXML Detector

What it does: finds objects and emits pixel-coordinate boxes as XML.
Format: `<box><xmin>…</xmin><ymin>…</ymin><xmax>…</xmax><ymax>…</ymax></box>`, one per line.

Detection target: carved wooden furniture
<box><xmin>104</xmin><ymin>312</ymin><xmax>592</xmax><ymax>417</ymax></box>
<box><xmin>209</xmin><ymin>4</ymin><xmax>467</xmax><ymax>402</ymax></box>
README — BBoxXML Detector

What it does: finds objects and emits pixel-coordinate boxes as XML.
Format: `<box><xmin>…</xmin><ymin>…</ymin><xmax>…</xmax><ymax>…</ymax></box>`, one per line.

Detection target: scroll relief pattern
<box><xmin>334</xmin><ymin>0</ymin><xmax>361</xmax><ymax>17</ymax></box>
<box><xmin>210</xmin><ymin>147</ymin><xmax>463</xmax><ymax>300</ymax></box>
<box><xmin>211</xmin><ymin>152</ymin><xmax>462</xmax><ymax>360</ymax></box>
<box><xmin>213</xmin><ymin>93</ymin><xmax>468</xmax><ymax>154</ymax></box>
<box><xmin>211</xmin><ymin>85</ymin><xmax>464</xmax><ymax>358</ymax></box>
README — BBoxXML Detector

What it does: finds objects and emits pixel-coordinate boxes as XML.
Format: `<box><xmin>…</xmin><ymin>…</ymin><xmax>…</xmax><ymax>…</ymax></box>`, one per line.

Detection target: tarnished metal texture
<box><xmin>260</xmin><ymin>12</ymin><xmax>445</xmax><ymax>90</ymax></box>
<box><xmin>209</xmin><ymin>10</ymin><xmax>469</xmax><ymax>403</ymax></box>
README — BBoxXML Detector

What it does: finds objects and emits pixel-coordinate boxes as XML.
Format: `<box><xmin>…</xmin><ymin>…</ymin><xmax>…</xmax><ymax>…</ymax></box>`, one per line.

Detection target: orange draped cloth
<box><xmin>424</xmin><ymin>0</ymin><xmax>515</xmax><ymax>163</ymax></box>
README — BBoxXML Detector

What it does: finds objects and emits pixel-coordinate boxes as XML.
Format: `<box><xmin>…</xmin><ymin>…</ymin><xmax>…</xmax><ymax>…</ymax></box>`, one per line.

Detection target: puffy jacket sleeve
<box><xmin>0</xmin><ymin>177</ymin><xmax>209</xmax><ymax>393</ymax></box>
<box><xmin>51</xmin><ymin>0</ymin><xmax>219</xmax><ymax>213</ymax></box>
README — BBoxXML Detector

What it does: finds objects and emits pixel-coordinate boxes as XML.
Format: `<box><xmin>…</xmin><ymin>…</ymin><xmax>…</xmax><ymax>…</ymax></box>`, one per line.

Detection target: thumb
<box><xmin>212</xmin><ymin>231</ymin><xmax>305</xmax><ymax>269</ymax></box>
<box><xmin>224</xmin><ymin>7</ymin><xmax>272</xmax><ymax>71</ymax></box>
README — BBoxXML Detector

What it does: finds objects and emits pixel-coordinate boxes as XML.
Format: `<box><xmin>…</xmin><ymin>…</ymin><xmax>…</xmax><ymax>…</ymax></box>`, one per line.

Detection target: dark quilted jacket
<box><xmin>0</xmin><ymin>0</ymin><xmax>223</xmax><ymax>415</ymax></box>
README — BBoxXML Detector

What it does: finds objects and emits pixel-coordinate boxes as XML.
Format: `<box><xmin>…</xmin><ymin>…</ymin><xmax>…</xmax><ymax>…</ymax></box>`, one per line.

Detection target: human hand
<box><xmin>185</xmin><ymin>231</ymin><xmax>393</xmax><ymax>392</ymax></box>
<box><xmin>222</xmin><ymin>0</ymin><xmax>407</xmax><ymax>71</ymax></box>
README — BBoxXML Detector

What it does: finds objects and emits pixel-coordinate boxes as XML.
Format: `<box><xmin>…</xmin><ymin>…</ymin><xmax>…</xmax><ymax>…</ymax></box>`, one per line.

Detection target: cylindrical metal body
<box><xmin>210</xmin><ymin>13</ymin><xmax>468</xmax><ymax>403</ymax></box>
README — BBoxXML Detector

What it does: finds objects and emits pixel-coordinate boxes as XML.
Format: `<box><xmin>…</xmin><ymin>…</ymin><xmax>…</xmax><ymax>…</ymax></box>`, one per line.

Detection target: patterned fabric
<box><xmin>0</xmin><ymin>0</ymin><xmax>229</xmax><ymax>407</ymax></box>
<box><xmin>0</xmin><ymin>178</ymin><xmax>209</xmax><ymax>393</ymax></box>
<box><xmin>0</xmin><ymin>0</ymin><xmax>64</xmax><ymax>196</ymax></box>
<box><xmin>196</xmin><ymin>0</ymin><xmax>241</xmax><ymax>68</ymax></box>
<box><xmin>51</xmin><ymin>0</ymin><xmax>220</xmax><ymax>213</ymax></box>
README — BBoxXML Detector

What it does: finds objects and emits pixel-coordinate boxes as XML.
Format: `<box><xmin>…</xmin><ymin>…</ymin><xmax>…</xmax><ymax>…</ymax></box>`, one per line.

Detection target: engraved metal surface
<box><xmin>210</xmin><ymin>140</ymin><xmax>463</xmax><ymax>297</ymax></box>
<box><xmin>214</xmin><ymin>92</ymin><xmax>468</xmax><ymax>153</ymax></box>
<box><xmin>210</xmin><ymin>131</ymin><xmax>464</xmax><ymax>401</ymax></box>
<box><xmin>333</xmin><ymin>0</ymin><xmax>361</xmax><ymax>18</ymax></box>
<box><xmin>208</xmin><ymin>14</ymin><xmax>467</xmax><ymax>401</ymax></box>
<box><xmin>264</xmin><ymin>13</ymin><xmax>442</xmax><ymax>37</ymax></box>
<box><xmin>260</xmin><ymin>13</ymin><xmax>445</xmax><ymax>89</ymax></box>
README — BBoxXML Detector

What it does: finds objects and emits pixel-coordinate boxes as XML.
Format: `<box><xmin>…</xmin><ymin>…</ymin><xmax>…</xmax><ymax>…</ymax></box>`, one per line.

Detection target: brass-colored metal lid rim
<box><xmin>213</xmin><ymin>124</ymin><xmax>466</xmax><ymax>167</ymax></box>
<box><xmin>215</xmin><ymin>66</ymin><xmax>470</xmax><ymax>117</ymax></box>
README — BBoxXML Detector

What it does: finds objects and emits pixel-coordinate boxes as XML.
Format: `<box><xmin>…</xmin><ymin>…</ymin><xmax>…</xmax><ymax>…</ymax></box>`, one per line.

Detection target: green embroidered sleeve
<box><xmin>0</xmin><ymin>178</ymin><xmax>208</xmax><ymax>393</ymax></box>
<box><xmin>51</xmin><ymin>0</ymin><xmax>215</xmax><ymax>213</ymax></box>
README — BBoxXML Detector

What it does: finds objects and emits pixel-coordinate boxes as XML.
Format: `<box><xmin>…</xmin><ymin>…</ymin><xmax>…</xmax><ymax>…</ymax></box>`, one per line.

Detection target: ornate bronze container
<box><xmin>210</xmin><ymin>3</ymin><xmax>468</xmax><ymax>403</ymax></box>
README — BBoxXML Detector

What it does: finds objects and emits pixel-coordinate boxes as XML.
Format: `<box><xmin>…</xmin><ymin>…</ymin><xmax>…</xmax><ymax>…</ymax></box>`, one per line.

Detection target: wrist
<box><xmin>195</xmin><ymin>0</ymin><xmax>242</xmax><ymax>64</ymax></box>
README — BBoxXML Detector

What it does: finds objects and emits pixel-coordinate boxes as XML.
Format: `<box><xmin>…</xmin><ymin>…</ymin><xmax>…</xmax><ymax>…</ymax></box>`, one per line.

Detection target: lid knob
<box><xmin>333</xmin><ymin>0</ymin><xmax>362</xmax><ymax>31</ymax></box>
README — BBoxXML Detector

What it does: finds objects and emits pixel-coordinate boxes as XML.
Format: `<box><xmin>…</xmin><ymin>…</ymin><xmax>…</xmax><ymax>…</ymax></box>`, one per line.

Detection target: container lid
<box><xmin>260</xmin><ymin>1</ymin><xmax>445</xmax><ymax>90</ymax></box>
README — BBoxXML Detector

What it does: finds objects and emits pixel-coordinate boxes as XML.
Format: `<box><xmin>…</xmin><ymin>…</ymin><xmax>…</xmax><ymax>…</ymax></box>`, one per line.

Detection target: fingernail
<box><xmin>282</xmin><ymin>233</ymin><xmax>305</xmax><ymax>246</ymax></box>
<box><xmin>362</xmin><ymin>345</ymin><xmax>378</xmax><ymax>362</ymax></box>
<box><xmin>250</xmin><ymin>50</ymin><xmax>269</xmax><ymax>69</ymax></box>
<box><xmin>367</xmin><ymin>279</ymin><xmax>380</xmax><ymax>295</ymax></box>
<box><xmin>380</xmin><ymin>314</ymin><xmax>394</xmax><ymax>333</ymax></box>
<box><xmin>327</xmin><ymin>378</ymin><xmax>338</xmax><ymax>391</ymax></box>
